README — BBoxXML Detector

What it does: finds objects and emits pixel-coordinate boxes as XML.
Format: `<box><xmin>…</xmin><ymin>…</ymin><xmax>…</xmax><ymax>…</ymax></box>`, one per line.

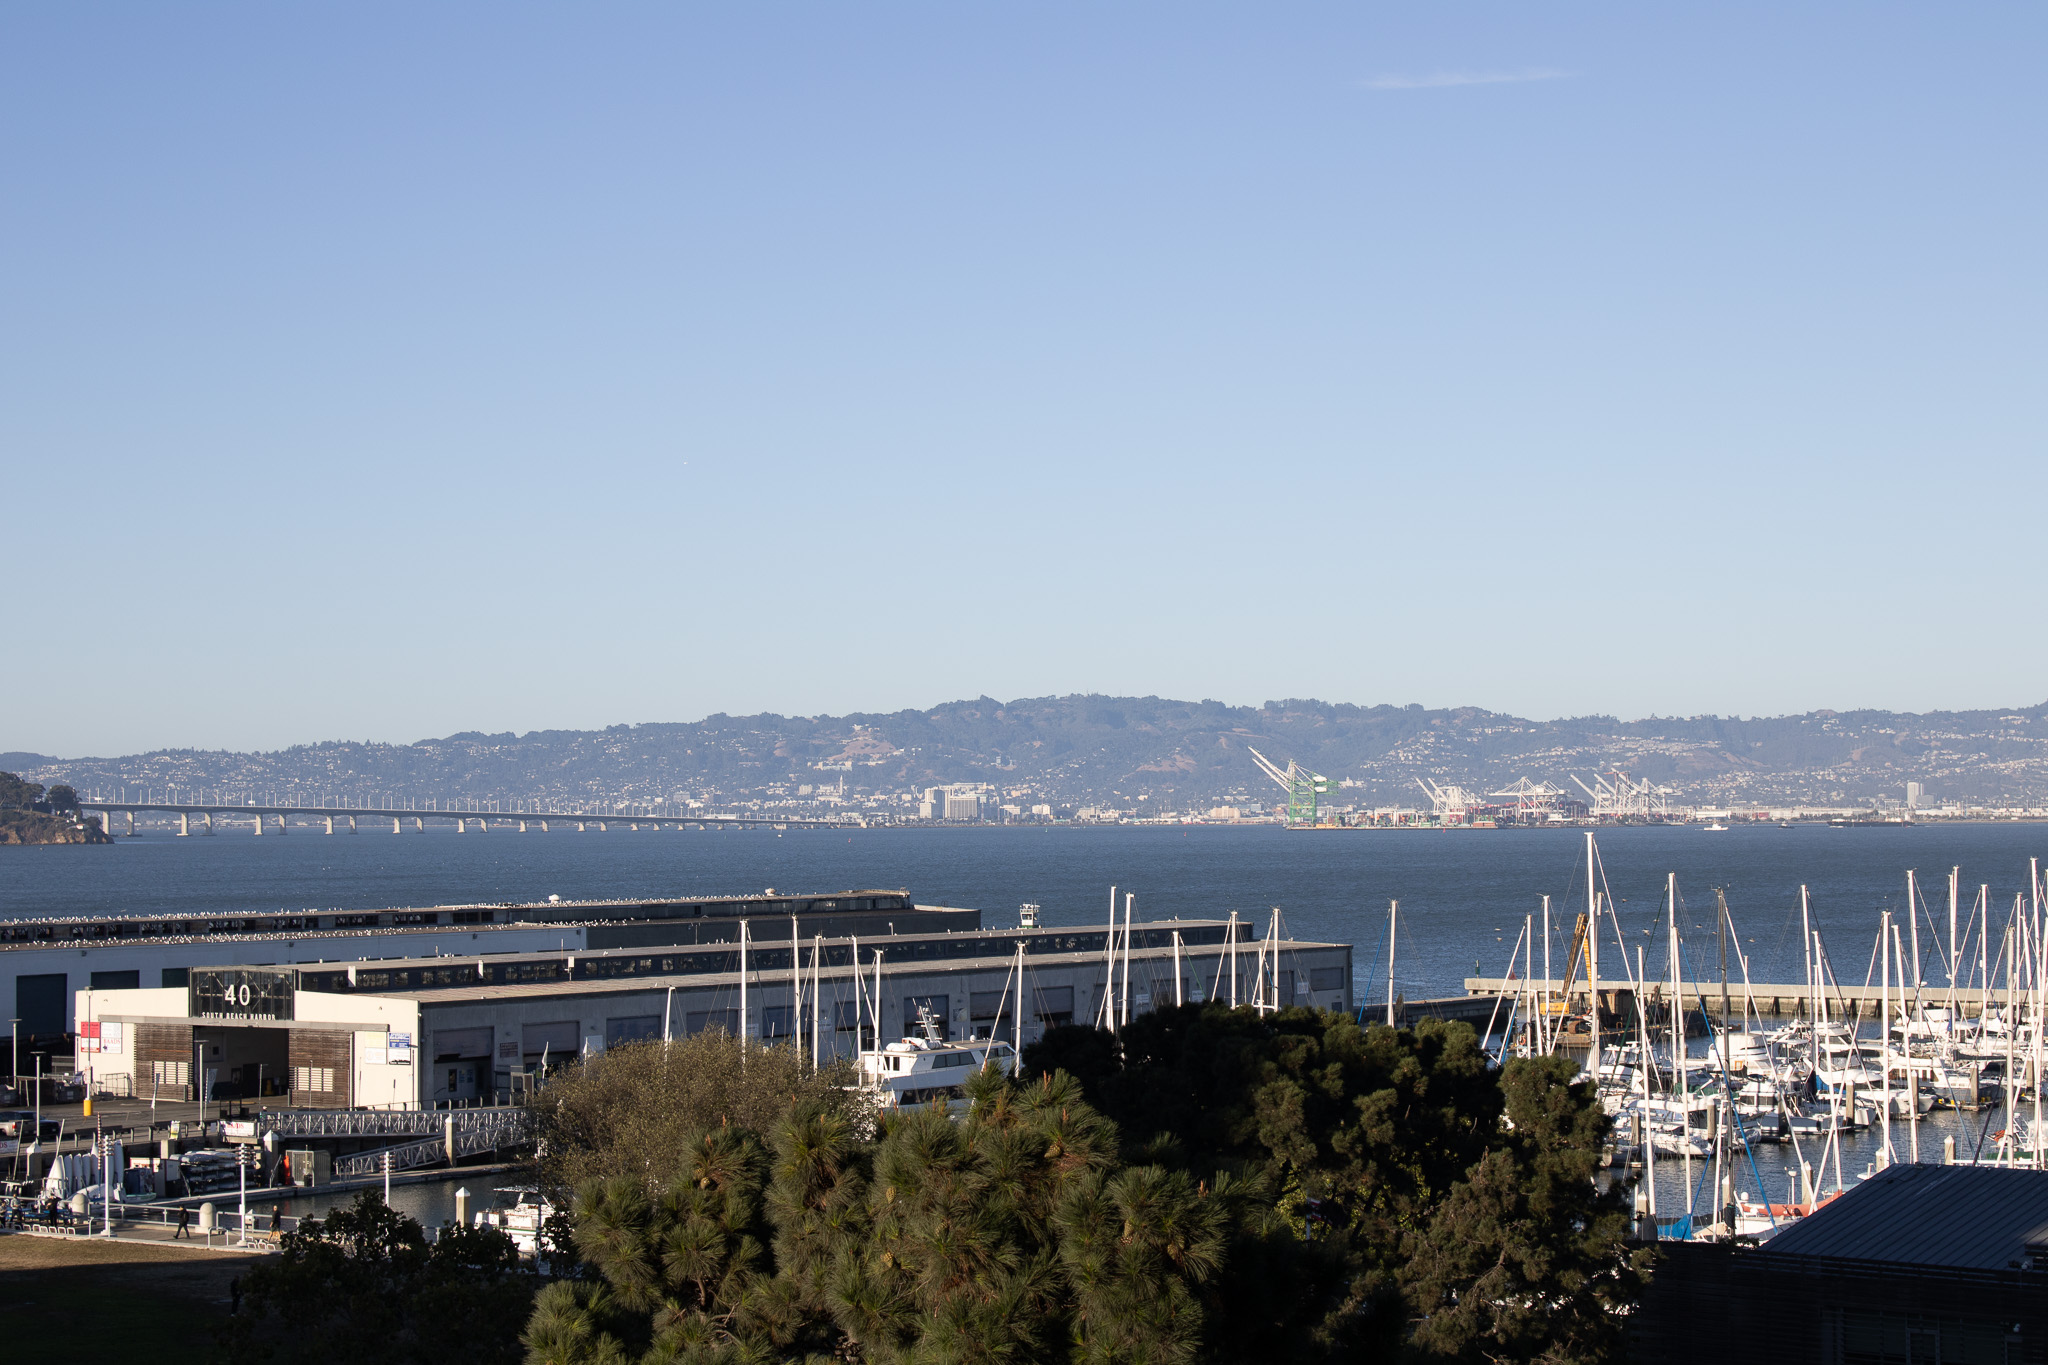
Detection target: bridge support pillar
<box><xmin>455</xmin><ymin>817</ymin><xmax>466</xmax><ymax>833</ymax></box>
<box><xmin>253</xmin><ymin>815</ymin><xmax>263</xmax><ymax>835</ymax></box>
<box><xmin>393</xmin><ymin>817</ymin><xmax>402</xmax><ymax>834</ymax></box>
<box><xmin>275</xmin><ymin>813</ymin><xmax>287</xmax><ymax>834</ymax></box>
<box><xmin>518</xmin><ymin>819</ymin><xmax>527</xmax><ymax>833</ymax></box>
<box><xmin>177</xmin><ymin>812</ymin><xmax>189</xmax><ymax>837</ymax></box>
<box><xmin>125</xmin><ymin>809</ymin><xmax>137</xmax><ymax>837</ymax></box>
<box><xmin>577</xmin><ymin>821</ymin><xmax>586</xmax><ymax>832</ymax></box>
<box><xmin>324</xmin><ymin>816</ymin><xmax>334</xmax><ymax>835</ymax></box>
<box><xmin>539</xmin><ymin>820</ymin><xmax>548</xmax><ymax>832</ymax></box>
<box><xmin>413</xmin><ymin>816</ymin><xmax>423</xmax><ymax>832</ymax></box>
<box><xmin>203</xmin><ymin>812</ymin><xmax>214</xmax><ymax>835</ymax></box>
<box><xmin>598</xmin><ymin>821</ymin><xmax>607</xmax><ymax>832</ymax></box>
<box><xmin>348</xmin><ymin>815</ymin><xmax>357</xmax><ymax>834</ymax></box>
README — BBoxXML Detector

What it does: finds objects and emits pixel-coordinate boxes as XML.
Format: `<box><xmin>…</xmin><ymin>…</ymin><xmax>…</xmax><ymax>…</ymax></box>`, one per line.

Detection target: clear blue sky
<box><xmin>6</xmin><ymin>5</ymin><xmax>2044</xmax><ymax>757</ymax></box>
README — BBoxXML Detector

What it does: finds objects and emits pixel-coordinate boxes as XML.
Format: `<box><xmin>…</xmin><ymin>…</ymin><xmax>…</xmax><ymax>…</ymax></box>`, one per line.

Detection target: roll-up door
<box><xmin>432</xmin><ymin>1026</ymin><xmax>493</xmax><ymax>1061</ymax></box>
<box><xmin>522</xmin><ymin>1020</ymin><xmax>580</xmax><ymax>1059</ymax></box>
<box><xmin>1030</xmin><ymin>985</ymin><xmax>1074</xmax><ymax>1020</ymax></box>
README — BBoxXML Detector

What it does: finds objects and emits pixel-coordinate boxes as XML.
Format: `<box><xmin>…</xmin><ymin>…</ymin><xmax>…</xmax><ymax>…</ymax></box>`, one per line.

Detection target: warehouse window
<box><xmin>605</xmin><ymin>1016</ymin><xmax>661</xmax><ymax>1045</ymax></box>
<box><xmin>685</xmin><ymin>1009</ymin><xmax>739</xmax><ymax>1038</ymax></box>
<box><xmin>292</xmin><ymin>1067</ymin><xmax>334</xmax><ymax>1093</ymax></box>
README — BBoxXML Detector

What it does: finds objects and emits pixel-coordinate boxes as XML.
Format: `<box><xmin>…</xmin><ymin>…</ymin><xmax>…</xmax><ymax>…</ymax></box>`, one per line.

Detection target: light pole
<box><xmin>237</xmin><ymin>1144</ymin><xmax>250</xmax><ymax>1247</ymax></box>
<box><xmin>8</xmin><ymin>1018</ymin><xmax>16</xmax><ymax>1086</ymax></box>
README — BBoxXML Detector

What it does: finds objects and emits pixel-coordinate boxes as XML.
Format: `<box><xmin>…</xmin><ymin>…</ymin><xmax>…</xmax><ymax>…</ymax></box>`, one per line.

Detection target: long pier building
<box><xmin>75</xmin><ymin>920</ymin><xmax>1353</xmax><ymax>1109</ymax></box>
<box><xmin>3</xmin><ymin>890</ymin><xmax>968</xmax><ymax>1049</ymax></box>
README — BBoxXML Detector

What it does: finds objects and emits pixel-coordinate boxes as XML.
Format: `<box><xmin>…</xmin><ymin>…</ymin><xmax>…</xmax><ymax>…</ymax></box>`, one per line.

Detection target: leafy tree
<box><xmin>1023</xmin><ymin>1006</ymin><xmax>1643</xmax><ymax>1363</ymax></box>
<box><xmin>1399</xmin><ymin>1055</ymin><xmax>1650</xmax><ymax>1365</ymax></box>
<box><xmin>529</xmin><ymin>1013</ymin><xmax>1646</xmax><ymax>1365</ymax></box>
<box><xmin>44</xmin><ymin>783</ymin><xmax>78</xmax><ymax>813</ymax></box>
<box><xmin>218</xmin><ymin>1190</ymin><xmax>534</xmax><ymax>1365</ymax></box>
<box><xmin>0</xmin><ymin>772</ymin><xmax>43</xmax><ymax>809</ymax></box>
<box><xmin>526</xmin><ymin>1067</ymin><xmax>1244</xmax><ymax>1365</ymax></box>
<box><xmin>531</xmin><ymin>1033</ymin><xmax>863</xmax><ymax>1199</ymax></box>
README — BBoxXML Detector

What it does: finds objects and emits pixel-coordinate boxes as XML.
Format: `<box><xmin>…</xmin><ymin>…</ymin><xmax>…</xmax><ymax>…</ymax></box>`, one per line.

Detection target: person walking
<box><xmin>268</xmin><ymin>1203</ymin><xmax>282</xmax><ymax>1234</ymax></box>
<box><xmin>173</xmin><ymin>1204</ymin><xmax>192</xmax><ymax>1239</ymax></box>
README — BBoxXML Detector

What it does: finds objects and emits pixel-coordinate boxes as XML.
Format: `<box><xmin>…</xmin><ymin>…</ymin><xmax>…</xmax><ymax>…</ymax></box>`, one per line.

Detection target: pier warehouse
<box><xmin>74</xmin><ymin>920</ymin><xmax>1353</xmax><ymax>1108</ymax></box>
<box><xmin>2</xmin><ymin>890</ymin><xmax>969</xmax><ymax>1050</ymax></box>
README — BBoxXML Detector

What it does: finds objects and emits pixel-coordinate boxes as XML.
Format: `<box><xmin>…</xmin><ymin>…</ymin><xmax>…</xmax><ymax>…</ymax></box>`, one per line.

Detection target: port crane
<box><xmin>1246</xmin><ymin>747</ymin><xmax>1330</xmax><ymax>827</ymax></box>
<box><xmin>1570</xmin><ymin>770</ymin><xmax>1673</xmax><ymax>820</ymax></box>
<box><xmin>1489</xmin><ymin>777</ymin><xmax>1568</xmax><ymax>823</ymax></box>
<box><xmin>1415</xmin><ymin>778</ymin><xmax>1482</xmax><ymax>823</ymax></box>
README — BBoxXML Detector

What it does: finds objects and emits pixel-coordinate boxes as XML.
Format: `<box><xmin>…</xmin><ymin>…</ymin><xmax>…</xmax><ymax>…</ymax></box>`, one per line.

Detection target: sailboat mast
<box><xmin>1172</xmin><ymin>930</ymin><xmax>1183</xmax><ymax>1007</ymax></box>
<box><xmin>2023</xmin><ymin>912</ymin><xmax>2039</xmax><ymax>1170</ymax></box>
<box><xmin>1668</xmin><ymin>880</ymin><xmax>1690</xmax><ymax>1218</ymax></box>
<box><xmin>740</xmin><ymin>919</ymin><xmax>750</xmax><ymax>1043</ymax></box>
<box><xmin>1120</xmin><ymin>893</ymin><xmax>1133</xmax><ymax>1027</ymax></box>
<box><xmin>1908</xmin><ymin>869</ymin><xmax>1922</xmax><ymax>992</ymax></box>
<box><xmin>1950</xmin><ymin>868</ymin><xmax>1961</xmax><ymax>992</ymax></box>
<box><xmin>1586</xmin><ymin>833</ymin><xmax>1600</xmax><ymax>1081</ymax></box>
<box><xmin>1800</xmin><ymin>885</ymin><xmax>1813</xmax><ymax>1023</ymax></box>
<box><xmin>1100</xmin><ymin>886</ymin><xmax>1118</xmax><ymax>1030</ymax></box>
<box><xmin>1542</xmin><ymin>895</ymin><xmax>1553</xmax><ymax>1052</ymax></box>
<box><xmin>1714</xmin><ymin>888</ymin><xmax>1731</xmax><ymax>1081</ymax></box>
<box><xmin>1879</xmin><ymin>911</ymin><xmax>1892</xmax><ymax>1167</ymax></box>
<box><xmin>1638</xmin><ymin>944</ymin><xmax>1655</xmax><ymax>1227</ymax></box>
<box><xmin>1387</xmin><ymin>900</ymin><xmax>1398</xmax><ymax>1028</ymax></box>
<box><xmin>1228</xmin><ymin>911</ymin><xmax>1239</xmax><ymax>1008</ymax></box>
<box><xmin>1013</xmin><ymin>942</ymin><xmax>1025</xmax><ymax>1073</ymax></box>
<box><xmin>1524</xmin><ymin>913</ymin><xmax>1537</xmax><ymax>1054</ymax></box>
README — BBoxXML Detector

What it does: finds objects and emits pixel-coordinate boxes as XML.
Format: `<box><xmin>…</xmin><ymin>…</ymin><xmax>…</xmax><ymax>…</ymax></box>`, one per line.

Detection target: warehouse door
<box><xmin>16</xmin><ymin>974</ymin><xmax>67</xmax><ymax>1042</ymax></box>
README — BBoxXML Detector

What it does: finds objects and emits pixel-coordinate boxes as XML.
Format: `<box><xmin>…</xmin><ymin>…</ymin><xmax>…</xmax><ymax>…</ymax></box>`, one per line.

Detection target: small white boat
<box><xmin>855</xmin><ymin>1007</ymin><xmax>1017</xmax><ymax>1115</ymax></box>
<box><xmin>473</xmin><ymin>1188</ymin><xmax>552</xmax><ymax>1258</ymax></box>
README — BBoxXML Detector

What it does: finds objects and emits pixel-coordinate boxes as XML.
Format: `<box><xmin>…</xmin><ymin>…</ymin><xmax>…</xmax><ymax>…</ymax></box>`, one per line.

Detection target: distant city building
<box><xmin>1906</xmin><ymin>781</ymin><xmax>1926</xmax><ymax>810</ymax></box>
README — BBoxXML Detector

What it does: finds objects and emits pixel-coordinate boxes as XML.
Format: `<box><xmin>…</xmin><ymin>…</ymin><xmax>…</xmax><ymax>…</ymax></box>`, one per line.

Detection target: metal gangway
<box><xmin>252</xmin><ymin>1106</ymin><xmax>532</xmax><ymax>1179</ymax></box>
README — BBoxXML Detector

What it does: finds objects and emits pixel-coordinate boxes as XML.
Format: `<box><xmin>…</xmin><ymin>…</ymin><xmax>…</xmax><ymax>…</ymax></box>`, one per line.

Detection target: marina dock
<box><xmin>1464</xmin><ymin>976</ymin><xmax>2015</xmax><ymax>1020</ymax></box>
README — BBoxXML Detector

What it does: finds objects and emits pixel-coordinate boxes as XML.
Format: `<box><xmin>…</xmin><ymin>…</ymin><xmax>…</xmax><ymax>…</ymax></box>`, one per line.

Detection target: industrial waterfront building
<box><xmin>4</xmin><ymin>890</ymin><xmax>968</xmax><ymax>1047</ymax></box>
<box><xmin>74</xmin><ymin>918</ymin><xmax>1355</xmax><ymax>1109</ymax></box>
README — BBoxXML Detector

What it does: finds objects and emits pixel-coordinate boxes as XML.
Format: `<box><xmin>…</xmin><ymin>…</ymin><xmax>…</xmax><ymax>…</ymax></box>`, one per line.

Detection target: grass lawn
<box><xmin>0</xmin><ymin>1232</ymin><xmax>263</xmax><ymax>1363</ymax></box>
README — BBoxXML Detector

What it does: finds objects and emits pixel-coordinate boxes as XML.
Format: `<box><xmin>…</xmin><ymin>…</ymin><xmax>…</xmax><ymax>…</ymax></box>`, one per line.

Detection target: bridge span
<box><xmin>80</xmin><ymin>800</ymin><xmax>861</xmax><ymax>836</ymax></box>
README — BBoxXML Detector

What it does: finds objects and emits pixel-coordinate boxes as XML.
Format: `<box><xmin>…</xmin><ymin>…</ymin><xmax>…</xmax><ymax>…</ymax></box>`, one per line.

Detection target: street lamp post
<box><xmin>237</xmin><ymin>1145</ymin><xmax>250</xmax><ymax>1247</ymax></box>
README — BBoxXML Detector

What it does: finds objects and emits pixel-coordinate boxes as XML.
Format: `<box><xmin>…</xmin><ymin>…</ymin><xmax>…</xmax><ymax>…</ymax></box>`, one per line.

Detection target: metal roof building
<box><xmin>1635</xmin><ymin>1164</ymin><xmax>2048</xmax><ymax>1365</ymax></box>
<box><xmin>74</xmin><ymin>918</ymin><xmax>1354</xmax><ymax>1111</ymax></box>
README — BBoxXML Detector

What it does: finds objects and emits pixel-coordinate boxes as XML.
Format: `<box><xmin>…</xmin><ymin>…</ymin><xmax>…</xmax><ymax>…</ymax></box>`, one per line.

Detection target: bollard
<box><xmin>1944</xmin><ymin>1135</ymin><xmax>1956</xmax><ymax>1165</ymax></box>
<box><xmin>455</xmin><ymin>1187</ymin><xmax>470</xmax><ymax>1228</ymax></box>
<box><xmin>198</xmin><ymin>1201</ymin><xmax>215</xmax><ymax>1234</ymax></box>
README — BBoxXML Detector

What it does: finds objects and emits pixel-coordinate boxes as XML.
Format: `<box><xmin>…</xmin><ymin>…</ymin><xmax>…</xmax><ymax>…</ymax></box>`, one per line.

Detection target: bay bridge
<box><xmin>79</xmin><ymin>797</ymin><xmax>861</xmax><ymax>837</ymax></box>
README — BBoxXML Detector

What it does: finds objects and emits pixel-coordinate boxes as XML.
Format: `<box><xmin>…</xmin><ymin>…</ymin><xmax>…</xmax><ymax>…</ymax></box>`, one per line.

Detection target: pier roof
<box><xmin>1764</xmin><ymin>1164</ymin><xmax>2048</xmax><ymax>1271</ymax></box>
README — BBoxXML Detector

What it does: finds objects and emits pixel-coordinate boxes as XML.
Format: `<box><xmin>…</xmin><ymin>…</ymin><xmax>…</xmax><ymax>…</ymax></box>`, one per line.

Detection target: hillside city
<box><xmin>11</xmin><ymin>694</ymin><xmax>2048</xmax><ymax>826</ymax></box>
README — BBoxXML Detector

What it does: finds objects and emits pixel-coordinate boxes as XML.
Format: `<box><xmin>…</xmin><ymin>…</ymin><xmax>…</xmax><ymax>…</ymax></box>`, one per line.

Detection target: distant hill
<box><xmin>14</xmin><ymin>696</ymin><xmax>2048</xmax><ymax>813</ymax></box>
